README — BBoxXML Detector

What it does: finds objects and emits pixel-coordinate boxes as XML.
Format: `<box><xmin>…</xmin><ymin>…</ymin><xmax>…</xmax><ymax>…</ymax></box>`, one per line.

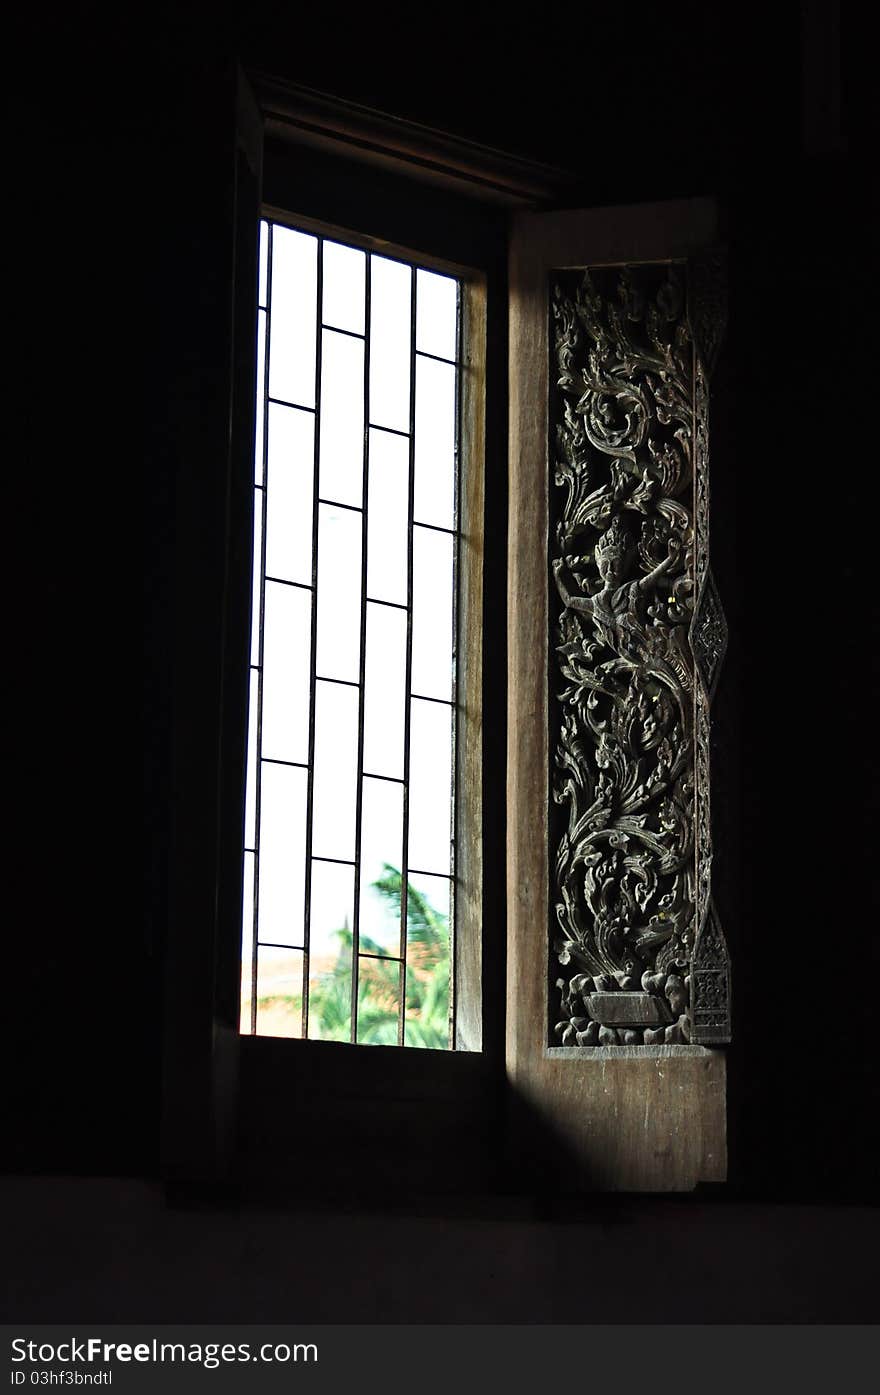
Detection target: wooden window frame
<box><xmin>160</xmin><ymin>69</ymin><xmax>727</xmax><ymax>1198</ymax></box>
<box><xmin>161</xmin><ymin>69</ymin><xmax>563</xmax><ymax>1197</ymax></box>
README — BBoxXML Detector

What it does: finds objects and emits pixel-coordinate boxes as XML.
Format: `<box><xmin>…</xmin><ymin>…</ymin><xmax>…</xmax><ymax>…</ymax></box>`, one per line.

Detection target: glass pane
<box><xmin>239</xmin><ymin>850</ymin><xmax>256</xmax><ymax>1032</ymax></box>
<box><xmin>315</xmin><ymin>504</ymin><xmax>362</xmax><ymax>683</ymax></box>
<box><xmin>356</xmin><ymin>956</ymin><xmax>402</xmax><ymax>1045</ymax></box>
<box><xmin>258</xmin><ymin>220</ymin><xmax>269</xmax><ymax>308</ymax></box>
<box><xmin>257</xmin><ymin>763</ymin><xmax>308</xmax><ymax>947</ymax></box>
<box><xmin>255</xmin><ymin>309</ymin><xmax>267</xmax><ymax>482</ymax></box>
<box><xmin>366</xmin><ymin>428</ymin><xmax>409</xmax><ymax>606</ymax></box>
<box><xmin>244</xmin><ymin>668</ymin><xmax>259</xmax><ymax>848</ymax></box>
<box><xmin>363</xmin><ymin>603</ymin><xmax>406</xmax><ymax>779</ymax></box>
<box><xmin>307</xmin><ymin>859</ymin><xmax>354</xmax><ymax>1042</ymax></box>
<box><xmin>265</xmin><ymin>404</ymin><xmax>314</xmax><ymax>585</ymax></box>
<box><xmin>414</xmin><ymin>356</ymin><xmax>456</xmax><ymax>530</ymax></box>
<box><xmin>369</xmin><ymin>256</ymin><xmax>411</xmax><ymax>432</ymax></box>
<box><xmin>261</xmin><ymin>581</ymin><xmax>311</xmax><ymax>764</ymax></box>
<box><xmin>416</xmin><ymin>268</ymin><xmax>457</xmax><ymax>361</ymax></box>
<box><xmin>359</xmin><ymin>777</ymin><xmax>404</xmax><ymax>957</ymax></box>
<box><xmin>268</xmin><ymin>226</ymin><xmax>317</xmax><ymax>408</ymax></box>
<box><xmin>405</xmin><ymin>872</ymin><xmax>451</xmax><ymax>1049</ymax></box>
<box><xmin>322</xmin><ymin>240</ymin><xmax>365</xmax><ymax>333</ymax></box>
<box><xmin>408</xmin><ymin>698</ymin><xmax>453</xmax><ymax>875</ymax></box>
<box><xmin>411</xmin><ymin>525</ymin><xmax>454</xmax><ymax>702</ymax></box>
<box><xmin>311</xmin><ymin>679</ymin><xmax>359</xmax><ymax>861</ymax></box>
<box><xmin>256</xmin><ymin>945</ymin><xmax>304</xmax><ymax>1038</ymax></box>
<box><xmin>250</xmin><ymin>494</ymin><xmax>263</xmax><ymax>665</ymax></box>
<box><xmin>319</xmin><ymin>329</ymin><xmax>364</xmax><ymax>507</ymax></box>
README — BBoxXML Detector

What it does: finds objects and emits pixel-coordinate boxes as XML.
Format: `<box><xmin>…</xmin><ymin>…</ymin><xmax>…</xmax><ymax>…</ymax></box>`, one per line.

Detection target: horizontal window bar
<box><xmin>407</xmin><ymin>868</ymin><xmax>454</xmax><ymax>880</ymax></box>
<box><xmin>413</xmin><ymin>518</ymin><xmax>456</xmax><ymax>537</ymax></box>
<box><xmin>369</xmin><ymin>422</ymin><xmax>410</xmax><ymax>439</ymax></box>
<box><xmin>261</xmin><ymin>756</ymin><xmax>310</xmax><ymax>769</ymax></box>
<box><xmin>267</xmin><ymin>395</ymin><xmax>316</xmax><ymax>414</ymax></box>
<box><xmin>258</xmin><ymin>941</ymin><xmax>305</xmax><ymax>951</ymax></box>
<box><xmin>312</xmin><ymin>854</ymin><xmax>356</xmax><ymax>867</ymax></box>
<box><xmin>264</xmin><ymin>575</ymin><xmax>313</xmax><ymax>592</ymax></box>
<box><xmin>365</xmin><ymin>595</ymin><xmax>408</xmax><ymax>611</ymax></box>
<box><xmin>410</xmin><ymin>692</ymin><xmax>454</xmax><ymax>707</ymax></box>
<box><xmin>316</xmin><ymin>674</ymin><xmax>360</xmax><ymax>688</ymax></box>
<box><xmin>362</xmin><ymin>771</ymin><xmax>404</xmax><ymax>784</ymax></box>
<box><xmin>415</xmin><ymin>348</ymin><xmax>460</xmax><ymax>368</ymax></box>
<box><xmin>359</xmin><ymin>952</ymin><xmax>403</xmax><ymax>964</ymax></box>
<box><xmin>321</xmin><ymin>322</ymin><xmax>365</xmax><ymax>341</ymax></box>
<box><xmin>317</xmin><ymin>496</ymin><xmax>362</xmax><ymax>514</ymax></box>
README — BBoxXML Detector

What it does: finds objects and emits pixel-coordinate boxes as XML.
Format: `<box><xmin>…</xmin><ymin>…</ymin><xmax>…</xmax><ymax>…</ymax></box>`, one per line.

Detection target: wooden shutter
<box><xmin>507</xmin><ymin>199</ymin><xmax>730</xmax><ymax>1191</ymax></box>
<box><xmin>161</xmin><ymin>65</ymin><xmax>264</xmax><ymax>1187</ymax></box>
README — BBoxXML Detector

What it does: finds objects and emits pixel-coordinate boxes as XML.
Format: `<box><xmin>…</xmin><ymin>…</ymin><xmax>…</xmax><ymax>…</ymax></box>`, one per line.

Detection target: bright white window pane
<box><xmin>322</xmin><ymin>240</ymin><xmax>366</xmax><ymax>333</ymax></box>
<box><xmin>316</xmin><ymin>504</ymin><xmax>362</xmax><ymax>683</ymax></box>
<box><xmin>307</xmin><ymin>859</ymin><xmax>354</xmax><ymax>1042</ymax></box>
<box><xmin>359</xmin><ymin>776</ymin><xmax>404</xmax><ymax>956</ymax></box>
<box><xmin>416</xmin><ymin>268</ymin><xmax>457</xmax><ymax>361</ymax></box>
<box><xmin>258</xmin><ymin>764</ymin><xmax>308</xmax><ymax>947</ymax></box>
<box><xmin>369</xmin><ymin>256</ymin><xmax>411</xmax><ymax>432</ymax></box>
<box><xmin>363</xmin><ymin>603</ymin><xmax>407</xmax><ymax>779</ymax></box>
<box><xmin>411</xmin><ymin>526</ymin><xmax>454</xmax><ymax>701</ymax></box>
<box><xmin>367</xmin><ymin>428</ymin><xmax>409</xmax><ymax>605</ymax></box>
<box><xmin>268</xmin><ymin>227</ymin><xmax>318</xmax><ymax>408</ymax></box>
<box><xmin>254</xmin><ymin>309</ymin><xmax>267</xmax><ymax>482</ymax></box>
<box><xmin>239</xmin><ymin>851</ymin><xmax>256</xmax><ymax>1031</ymax></box>
<box><xmin>408</xmin><ymin>699</ymin><xmax>453</xmax><ymax>875</ymax></box>
<box><xmin>249</xmin><ymin>496</ymin><xmax>263</xmax><ymax>665</ymax></box>
<box><xmin>258</xmin><ymin>220</ymin><xmax>269</xmax><ymax>307</ymax></box>
<box><xmin>244</xmin><ymin>668</ymin><xmax>259</xmax><ymax>848</ymax></box>
<box><xmin>414</xmin><ymin>356</ymin><xmax>456</xmax><ymax>530</ymax></box>
<box><xmin>311</xmin><ymin>680</ymin><xmax>359</xmax><ymax>861</ymax></box>
<box><xmin>319</xmin><ymin>330</ymin><xmax>364</xmax><ymax>506</ymax></box>
<box><xmin>265</xmin><ymin>404</ymin><xmax>314</xmax><ymax>585</ymax></box>
<box><xmin>261</xmin><ymin>581</ymin><xmax>311</xmax><ymax>764</ymax></box>
<box><xmin>256</xmin><ymin>946</ymin><xmax>304</xmax><ymax>1038</ymax></box>
<box><xmin>309</xmin><ymin>859</ymin><xmax>355</xmax><ymax>963</ymax></box>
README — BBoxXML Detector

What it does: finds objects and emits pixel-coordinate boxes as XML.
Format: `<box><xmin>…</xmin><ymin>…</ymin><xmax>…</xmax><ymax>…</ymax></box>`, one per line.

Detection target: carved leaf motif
<box><xmin>690</xmin><ymin>568</ymin><xmax>728</xmax><ymax>701</ymax></box>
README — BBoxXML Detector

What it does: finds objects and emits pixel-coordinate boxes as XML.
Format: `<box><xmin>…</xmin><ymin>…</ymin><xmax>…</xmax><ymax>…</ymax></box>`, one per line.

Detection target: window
<box><xmin>240</xmin><ymin>217</ymin><xmax>468</xmax><ymax>1049</ymax></box>
<box><xmin>161</xmin><ymin>69</ymin><xmax>729</xmax><ymax>1194</ymax></box>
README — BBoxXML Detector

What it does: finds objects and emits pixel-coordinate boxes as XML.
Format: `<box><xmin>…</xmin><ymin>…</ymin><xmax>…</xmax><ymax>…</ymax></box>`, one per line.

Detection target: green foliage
<box><xmin>308</xmin><ymin>864</ymin><xmax>450</xmax><ymax>1048</ymax></box>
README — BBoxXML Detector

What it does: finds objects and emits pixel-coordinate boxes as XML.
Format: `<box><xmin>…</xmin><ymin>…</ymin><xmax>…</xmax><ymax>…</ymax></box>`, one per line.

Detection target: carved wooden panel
<box><xmin>549</xmin><ymin>258</ymin><xmax>730</xmax><ymax>1048</ymax></box>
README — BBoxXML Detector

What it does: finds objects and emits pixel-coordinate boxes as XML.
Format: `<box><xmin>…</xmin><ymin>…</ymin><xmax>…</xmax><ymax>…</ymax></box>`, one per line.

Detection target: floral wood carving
<box><xmin>550</xmin><ymin>261</ymin><xmax>730</xmax><ymax>1048</ymax></box>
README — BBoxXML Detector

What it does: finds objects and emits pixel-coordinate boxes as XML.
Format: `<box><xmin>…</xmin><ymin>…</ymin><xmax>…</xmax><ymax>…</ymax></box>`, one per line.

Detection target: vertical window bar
<box><xmin>448</xmin><ymin>282</ymin><xmax>463</xmax><ymax>1051</ymax></box>
<box><xmin>350</xmin><ymin>255</ymin><xmax>372</xmax><ymax>1042</ymax></box>
<box><xmin>250</xmin><ymin>223</ymin><xmax>273</xmax><ymax>1035</ymax></box>
<box><xmin>399</xmin><ymin>266</ymin><xmax>418</xmax><ymax>1047</ymax></box>
<box><xmin>301</xmin><ymin>238</ymin><xmax>324</xmax><ymax>1040</ymax></box>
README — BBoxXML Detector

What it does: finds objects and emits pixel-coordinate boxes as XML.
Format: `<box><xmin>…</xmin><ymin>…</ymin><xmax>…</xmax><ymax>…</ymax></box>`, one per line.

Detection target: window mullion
<box><xmin>250</xmin><ymin>224</ymin><xmax>273</xmax><ymax>1035</ymax></box>
<box><xmin>349</xmin><ymin>254</ymin><xmax>372</xmax><ymax>1043</ymax></box>
<box><xmin>399</xmin><ymin>267</ymin><xmax>418</xmax><ymax>1047</ymax></box>
<box><xmin>301</xmin><ymin>238</ymin><xmax>324</xmax><ymax>1040</ymax></box>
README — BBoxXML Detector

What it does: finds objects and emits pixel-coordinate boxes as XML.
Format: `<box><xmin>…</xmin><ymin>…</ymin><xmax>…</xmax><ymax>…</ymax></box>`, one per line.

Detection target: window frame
<box><xmin>241</xmin><ymin>205</ymin><xmax>486</xmax><ymax>1053</ymax></box>
<box><xmin>160</xmin><ymin>67</ymin><xmax>555</xmax><ymax>1196</ymax></box>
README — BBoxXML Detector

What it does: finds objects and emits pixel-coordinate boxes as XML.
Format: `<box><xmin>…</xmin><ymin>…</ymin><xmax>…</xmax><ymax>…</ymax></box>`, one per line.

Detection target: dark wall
<box><xmin>10</xmin><ymin>3</ymin><xmax>869</xmax><ymax>1202</ymax></box>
